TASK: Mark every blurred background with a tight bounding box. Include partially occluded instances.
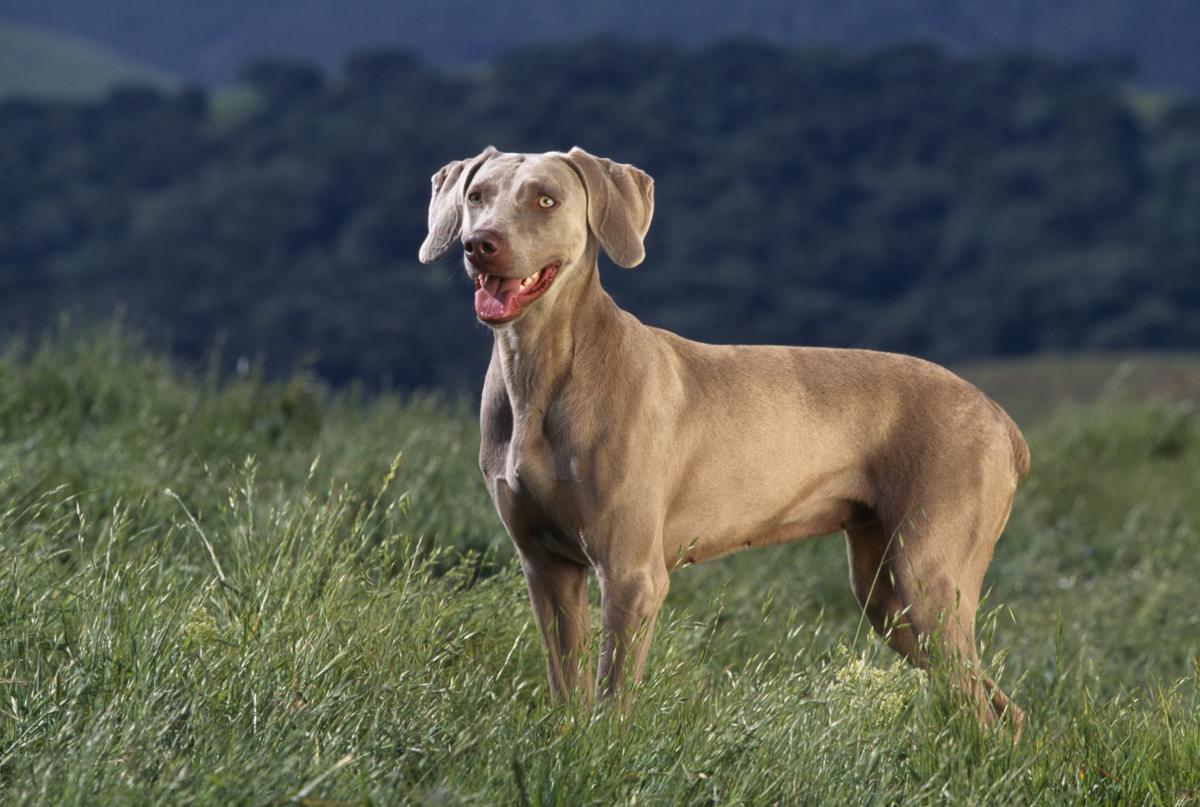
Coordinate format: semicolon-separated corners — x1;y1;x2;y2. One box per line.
2;0;1199;392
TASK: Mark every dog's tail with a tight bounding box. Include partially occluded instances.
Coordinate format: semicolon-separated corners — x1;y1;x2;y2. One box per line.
988;398;1031;480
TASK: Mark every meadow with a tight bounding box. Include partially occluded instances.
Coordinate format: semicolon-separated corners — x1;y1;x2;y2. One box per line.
1;328;1198;804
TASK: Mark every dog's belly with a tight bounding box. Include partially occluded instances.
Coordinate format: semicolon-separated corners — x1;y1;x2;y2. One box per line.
662;465;870;568
664;497;860;568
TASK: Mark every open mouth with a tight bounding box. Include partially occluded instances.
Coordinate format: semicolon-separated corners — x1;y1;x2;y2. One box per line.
473;262;560;324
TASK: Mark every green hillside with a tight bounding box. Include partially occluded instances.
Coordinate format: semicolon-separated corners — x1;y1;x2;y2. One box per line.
961;352;1200;424
0;17;174;100
0;328;1197;802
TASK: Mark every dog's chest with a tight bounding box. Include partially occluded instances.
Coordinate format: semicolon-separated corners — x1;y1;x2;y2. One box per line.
483;413;585;540
504;425;563;492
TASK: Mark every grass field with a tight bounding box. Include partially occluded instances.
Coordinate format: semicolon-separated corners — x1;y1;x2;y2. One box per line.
1;328;1198;804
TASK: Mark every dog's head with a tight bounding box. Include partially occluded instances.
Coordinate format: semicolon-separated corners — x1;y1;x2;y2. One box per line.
418;147;654;327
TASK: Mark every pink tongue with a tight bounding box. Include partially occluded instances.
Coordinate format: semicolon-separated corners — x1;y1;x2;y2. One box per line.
474;274;526;321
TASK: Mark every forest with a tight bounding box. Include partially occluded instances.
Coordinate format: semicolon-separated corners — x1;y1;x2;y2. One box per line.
3;41;1199;389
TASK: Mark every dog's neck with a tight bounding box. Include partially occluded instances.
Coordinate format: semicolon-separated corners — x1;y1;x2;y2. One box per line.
491;244;624;413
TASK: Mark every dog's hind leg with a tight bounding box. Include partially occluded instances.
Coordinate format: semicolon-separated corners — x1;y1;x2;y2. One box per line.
846;509;1024;737
845;515;909;648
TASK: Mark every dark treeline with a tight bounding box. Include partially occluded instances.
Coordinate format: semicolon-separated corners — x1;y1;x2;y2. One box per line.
3;41;1199;389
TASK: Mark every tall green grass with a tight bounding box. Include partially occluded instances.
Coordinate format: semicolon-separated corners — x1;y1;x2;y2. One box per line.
1;328;1197;804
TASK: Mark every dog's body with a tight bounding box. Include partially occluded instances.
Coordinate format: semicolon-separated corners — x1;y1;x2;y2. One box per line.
420;147;1027;732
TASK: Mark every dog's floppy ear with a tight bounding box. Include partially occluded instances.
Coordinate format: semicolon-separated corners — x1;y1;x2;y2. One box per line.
563;147;654;268
418;146;498;264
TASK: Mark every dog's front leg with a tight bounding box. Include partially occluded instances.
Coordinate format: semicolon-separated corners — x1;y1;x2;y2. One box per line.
517;548;591;704
595;563;670;699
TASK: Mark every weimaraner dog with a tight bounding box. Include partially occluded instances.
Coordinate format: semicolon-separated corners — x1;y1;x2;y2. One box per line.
419;146;1028;733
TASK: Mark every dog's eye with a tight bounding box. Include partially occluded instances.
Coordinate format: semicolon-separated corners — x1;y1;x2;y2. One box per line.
467;191;482;205
537;195;556;209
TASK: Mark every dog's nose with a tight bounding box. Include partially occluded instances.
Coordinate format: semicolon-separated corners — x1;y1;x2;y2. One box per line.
463;229;506;265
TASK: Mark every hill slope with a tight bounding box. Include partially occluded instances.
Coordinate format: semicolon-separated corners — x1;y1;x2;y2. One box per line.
2;0;1200;92
0;17;174;99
